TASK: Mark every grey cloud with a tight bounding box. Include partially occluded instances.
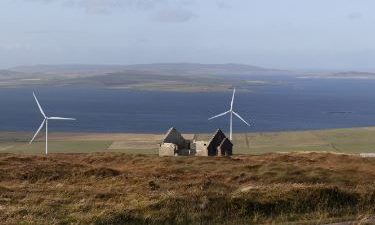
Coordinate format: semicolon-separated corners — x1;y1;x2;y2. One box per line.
26;0;186;13
153;8;195;23
0;43;32;51
62;0;123;14
216;1;231;9
26;0;55;3
26;29;88;35
347;12;363;20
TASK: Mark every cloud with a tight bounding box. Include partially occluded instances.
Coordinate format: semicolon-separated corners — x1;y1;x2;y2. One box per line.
24;0;199;21
63;0;124;14
153;8;195;23
25;0;185;14
26;28;88;35
216;1;231;9
0;43;32;51
347;12;363;20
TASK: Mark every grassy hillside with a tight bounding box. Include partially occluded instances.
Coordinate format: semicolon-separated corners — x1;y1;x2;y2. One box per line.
2;128;375;224
1;127;375;155
1;152;375;224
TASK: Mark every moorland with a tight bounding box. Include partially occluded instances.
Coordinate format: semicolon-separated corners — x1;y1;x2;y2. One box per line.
1;152;375;224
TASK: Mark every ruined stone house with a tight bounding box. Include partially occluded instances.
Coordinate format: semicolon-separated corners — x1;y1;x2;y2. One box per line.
159;127;233;157
159;127;191;156
194;129;233;156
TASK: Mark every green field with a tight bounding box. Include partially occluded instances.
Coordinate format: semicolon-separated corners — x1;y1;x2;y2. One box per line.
2;126;375;155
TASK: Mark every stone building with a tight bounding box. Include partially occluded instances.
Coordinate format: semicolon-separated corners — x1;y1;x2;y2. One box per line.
159;127;191;156
194;129;233;156
159;127;233;157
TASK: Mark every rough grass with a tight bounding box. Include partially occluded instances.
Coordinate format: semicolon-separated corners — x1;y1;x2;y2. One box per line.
3;127;375;155
0;141;112;154
1;152;375;224
197;127;375;154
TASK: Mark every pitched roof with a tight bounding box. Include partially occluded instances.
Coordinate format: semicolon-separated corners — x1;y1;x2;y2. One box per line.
219;137;233;147
190;129;230;143
207;129;227;145
162;127;178;142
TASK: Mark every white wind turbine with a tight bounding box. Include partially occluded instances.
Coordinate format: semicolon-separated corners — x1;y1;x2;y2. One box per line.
208;88;251;140
30;92;76;155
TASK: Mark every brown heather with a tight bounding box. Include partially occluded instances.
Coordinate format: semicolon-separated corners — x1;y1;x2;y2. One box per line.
0;152;375;224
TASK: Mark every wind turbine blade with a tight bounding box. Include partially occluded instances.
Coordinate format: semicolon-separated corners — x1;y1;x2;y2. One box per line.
233;111;251;126
33;92;46;118
30;119;46;144
48;117;76;120
230;88;236;110
208;111;230;120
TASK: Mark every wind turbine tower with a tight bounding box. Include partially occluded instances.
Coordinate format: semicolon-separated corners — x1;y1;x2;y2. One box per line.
208;88;251;140
30;92;76;155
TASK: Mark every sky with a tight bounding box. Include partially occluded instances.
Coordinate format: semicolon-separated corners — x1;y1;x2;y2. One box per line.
0;0;374;71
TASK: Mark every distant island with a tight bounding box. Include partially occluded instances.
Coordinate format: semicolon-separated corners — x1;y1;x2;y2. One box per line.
1;63;375;92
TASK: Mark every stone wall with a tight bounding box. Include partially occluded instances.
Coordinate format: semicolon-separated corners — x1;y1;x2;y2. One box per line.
178;148;196;156
159;143;177;157
159;128;232;157
194;141;209;156
162;127;190;149
218;138;233;156
207;129;227;156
